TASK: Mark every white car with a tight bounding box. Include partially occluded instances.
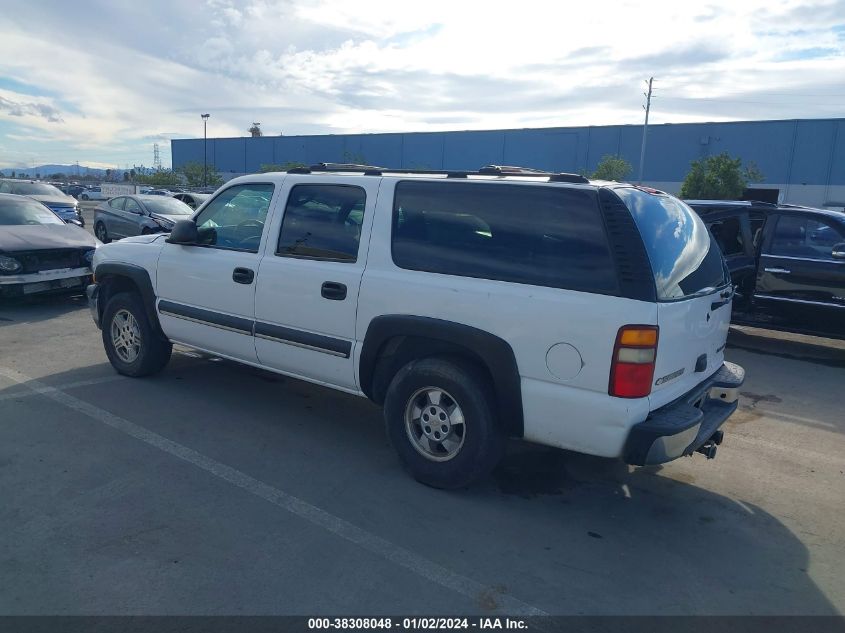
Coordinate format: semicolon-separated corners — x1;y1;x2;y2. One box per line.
79;186;109;201
86;164;744;489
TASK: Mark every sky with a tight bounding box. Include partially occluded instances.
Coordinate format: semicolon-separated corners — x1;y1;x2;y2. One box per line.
0;0;844;170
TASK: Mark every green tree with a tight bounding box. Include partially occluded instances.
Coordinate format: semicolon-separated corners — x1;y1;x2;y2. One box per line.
178;161;223;186
259;161;307;173
136;170;180;186
679;152;765;200
342;150;367;165
591;155;632;181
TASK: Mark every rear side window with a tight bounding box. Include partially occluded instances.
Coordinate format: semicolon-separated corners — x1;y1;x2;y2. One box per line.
391;181;618;294
616;188;729;300
277;185;366;262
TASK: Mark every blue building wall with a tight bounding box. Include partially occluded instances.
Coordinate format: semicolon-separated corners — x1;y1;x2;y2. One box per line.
171;118;845;195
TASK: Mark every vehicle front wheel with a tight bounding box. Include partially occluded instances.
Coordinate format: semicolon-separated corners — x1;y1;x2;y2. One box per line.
102;291;172;377
384;357;505;489
94;222;110;243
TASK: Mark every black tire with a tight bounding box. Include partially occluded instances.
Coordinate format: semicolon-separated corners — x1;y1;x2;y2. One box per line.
95;222;110;243
81;194;89;201
384;356;505;489
102;291;172;377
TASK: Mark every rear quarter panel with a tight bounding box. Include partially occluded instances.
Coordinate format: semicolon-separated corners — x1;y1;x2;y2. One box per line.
357;179;656;457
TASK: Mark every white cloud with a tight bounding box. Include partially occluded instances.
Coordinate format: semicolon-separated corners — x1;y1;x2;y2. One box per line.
0;0;843;167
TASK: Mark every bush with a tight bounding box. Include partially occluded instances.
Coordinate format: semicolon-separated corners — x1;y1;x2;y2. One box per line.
591;155;632;181
679;153;765;200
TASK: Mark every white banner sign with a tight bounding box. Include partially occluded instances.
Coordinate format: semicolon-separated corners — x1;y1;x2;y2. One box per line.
100;184;136;197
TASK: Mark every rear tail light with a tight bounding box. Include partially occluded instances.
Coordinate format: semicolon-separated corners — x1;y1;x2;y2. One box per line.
609;325;659;398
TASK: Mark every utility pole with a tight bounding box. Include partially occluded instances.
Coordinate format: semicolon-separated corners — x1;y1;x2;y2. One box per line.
638;77;654;185
201;113;210;187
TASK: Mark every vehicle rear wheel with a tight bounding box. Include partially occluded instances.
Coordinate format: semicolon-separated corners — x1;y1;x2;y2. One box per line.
81;194;89;201
102;291;172;377
384;356;505;489
95;222;110;243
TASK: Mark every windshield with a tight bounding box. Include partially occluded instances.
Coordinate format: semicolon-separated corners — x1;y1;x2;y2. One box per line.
7;182;65;196
0;197;65;225
143;197;193;215
615;187;729;300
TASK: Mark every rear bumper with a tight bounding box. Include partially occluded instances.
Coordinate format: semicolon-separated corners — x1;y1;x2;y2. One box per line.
624;361;745;466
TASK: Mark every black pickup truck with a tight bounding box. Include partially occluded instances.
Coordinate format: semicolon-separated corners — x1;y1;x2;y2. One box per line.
687;200;845;339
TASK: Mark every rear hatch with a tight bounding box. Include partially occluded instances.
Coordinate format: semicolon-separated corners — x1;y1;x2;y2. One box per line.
615;187;732;409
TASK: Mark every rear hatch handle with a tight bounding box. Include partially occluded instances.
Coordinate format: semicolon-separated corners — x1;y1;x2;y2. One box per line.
711;286;734;311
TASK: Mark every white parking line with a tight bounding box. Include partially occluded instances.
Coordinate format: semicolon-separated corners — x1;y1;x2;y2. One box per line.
0;365;547;617
0;374;127;402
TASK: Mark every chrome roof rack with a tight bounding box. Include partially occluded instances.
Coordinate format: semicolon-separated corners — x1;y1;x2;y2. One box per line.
287;163;591;184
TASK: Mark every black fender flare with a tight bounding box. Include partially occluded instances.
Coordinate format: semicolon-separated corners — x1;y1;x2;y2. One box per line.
94;262;165;340
359;315;524;436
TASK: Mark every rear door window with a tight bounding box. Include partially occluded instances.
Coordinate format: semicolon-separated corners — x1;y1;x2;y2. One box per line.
276;185;366;262
708;216;744;256
391;181;618;294
616;187;729;300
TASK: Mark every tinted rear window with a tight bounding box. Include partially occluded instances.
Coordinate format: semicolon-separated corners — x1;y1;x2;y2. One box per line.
616;187;728;300
391;181;618;294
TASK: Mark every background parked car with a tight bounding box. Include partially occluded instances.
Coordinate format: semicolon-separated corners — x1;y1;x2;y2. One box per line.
79;186;109;201
688;199;845;338
0;179;84;227
0;193;98;298
93;194;193;242
64;184;89;199
146;189;175;196
172;192;209;209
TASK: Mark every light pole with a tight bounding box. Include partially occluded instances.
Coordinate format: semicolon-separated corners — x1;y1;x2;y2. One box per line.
201;113;210;187
638;77;654;185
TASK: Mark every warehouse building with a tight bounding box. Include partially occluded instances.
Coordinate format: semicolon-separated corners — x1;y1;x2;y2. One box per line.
171;117;845;208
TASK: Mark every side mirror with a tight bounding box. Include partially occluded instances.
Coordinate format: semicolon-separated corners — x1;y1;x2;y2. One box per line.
832;243;845;260
167;220;198;244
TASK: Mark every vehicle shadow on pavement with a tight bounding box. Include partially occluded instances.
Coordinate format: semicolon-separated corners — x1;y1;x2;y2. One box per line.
728;326;845;368
0;292;88;328
0;354;838;616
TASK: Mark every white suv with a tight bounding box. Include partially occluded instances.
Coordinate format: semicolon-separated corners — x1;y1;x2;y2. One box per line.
87;164;744;489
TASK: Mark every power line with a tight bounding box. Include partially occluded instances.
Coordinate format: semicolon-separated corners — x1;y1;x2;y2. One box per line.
657;96;845;105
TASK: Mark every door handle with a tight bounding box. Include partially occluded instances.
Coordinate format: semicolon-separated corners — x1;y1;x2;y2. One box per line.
764;267;791;274
232;267;255;284
321;281;347;300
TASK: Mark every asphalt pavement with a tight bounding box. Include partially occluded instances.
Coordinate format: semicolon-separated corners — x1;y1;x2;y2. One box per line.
0;261;843;615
